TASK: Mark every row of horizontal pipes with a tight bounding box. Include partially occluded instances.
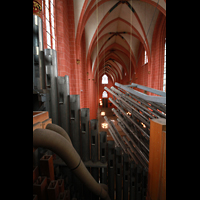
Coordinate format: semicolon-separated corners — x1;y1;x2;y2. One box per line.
103;85;166;171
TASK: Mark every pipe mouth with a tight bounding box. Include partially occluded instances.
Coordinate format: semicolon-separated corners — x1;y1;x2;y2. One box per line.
35;176;45;185
42;155;50;160
49;181;57;188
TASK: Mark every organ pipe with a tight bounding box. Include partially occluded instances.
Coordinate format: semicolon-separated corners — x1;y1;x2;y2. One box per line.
33;128;111;200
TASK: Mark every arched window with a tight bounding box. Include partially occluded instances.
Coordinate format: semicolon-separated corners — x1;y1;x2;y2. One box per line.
102;74;108;84
43;0;56;49
144;50;148;64
163;39;166;92
102;91;108;98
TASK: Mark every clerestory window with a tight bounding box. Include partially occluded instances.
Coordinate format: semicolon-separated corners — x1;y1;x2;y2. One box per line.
43;0;56;49
144;50;148;64
163;39;166;92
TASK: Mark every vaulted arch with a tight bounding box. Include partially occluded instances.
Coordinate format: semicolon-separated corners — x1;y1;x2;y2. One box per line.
93;43;136;79
72;0;165;90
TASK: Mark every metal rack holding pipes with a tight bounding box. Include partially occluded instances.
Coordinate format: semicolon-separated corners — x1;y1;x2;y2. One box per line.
105;83;165;159
102;82;166;200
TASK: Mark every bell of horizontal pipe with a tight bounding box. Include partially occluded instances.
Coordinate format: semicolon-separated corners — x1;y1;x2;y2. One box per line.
33;128;110;200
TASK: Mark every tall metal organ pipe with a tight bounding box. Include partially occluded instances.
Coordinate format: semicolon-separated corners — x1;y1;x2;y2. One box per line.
33;128;111;200
33;14;45;91
44;49;59;124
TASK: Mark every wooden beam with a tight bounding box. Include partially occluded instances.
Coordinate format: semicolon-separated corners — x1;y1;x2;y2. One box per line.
147;118;166;200
33;111;52;152
33;111;49;124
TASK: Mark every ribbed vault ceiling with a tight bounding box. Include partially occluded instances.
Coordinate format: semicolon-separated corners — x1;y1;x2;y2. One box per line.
73;0;166;82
